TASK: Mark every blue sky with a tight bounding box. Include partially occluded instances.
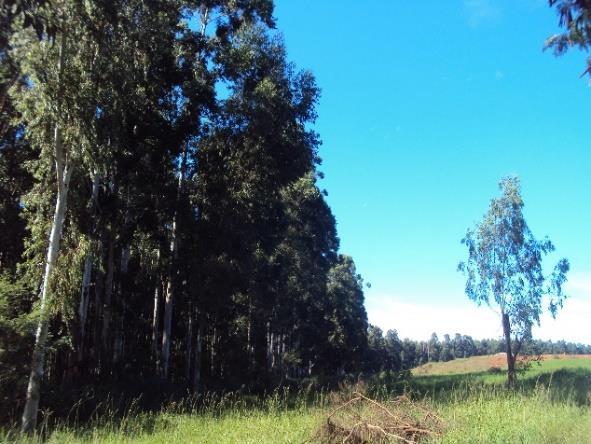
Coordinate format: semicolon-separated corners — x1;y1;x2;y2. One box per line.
273;0;591;342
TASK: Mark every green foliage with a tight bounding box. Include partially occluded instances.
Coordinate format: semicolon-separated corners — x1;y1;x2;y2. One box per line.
546;1;591;77
0;274;36;422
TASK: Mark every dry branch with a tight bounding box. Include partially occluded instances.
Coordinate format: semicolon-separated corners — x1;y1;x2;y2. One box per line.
312;391;444;444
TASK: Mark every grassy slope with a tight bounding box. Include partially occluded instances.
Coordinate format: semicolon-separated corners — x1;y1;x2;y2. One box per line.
413;353;591;376
4;357;591;443
412;354;508;376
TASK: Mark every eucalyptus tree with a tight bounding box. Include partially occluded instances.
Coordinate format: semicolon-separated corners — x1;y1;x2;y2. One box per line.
440;334;453;362
384;329;403;371
325;254;368;373
366;325;387;372
154;0;277;382
9;0;110;430
10;0;203;428
270;173;341;377
458;177;569;386
427;332;441;362
194;24;324;382
546;1;591;77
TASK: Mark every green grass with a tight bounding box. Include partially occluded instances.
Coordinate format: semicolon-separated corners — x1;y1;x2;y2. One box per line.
438;388;591;443
4;357;591;443
37;409;324;444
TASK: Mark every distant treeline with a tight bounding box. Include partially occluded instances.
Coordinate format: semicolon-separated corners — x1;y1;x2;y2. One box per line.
364;326;591;372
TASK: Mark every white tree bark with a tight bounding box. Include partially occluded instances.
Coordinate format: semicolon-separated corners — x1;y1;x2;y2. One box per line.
151;250;161;371
21;127;73;433
161;226;177;379
21;33;71;434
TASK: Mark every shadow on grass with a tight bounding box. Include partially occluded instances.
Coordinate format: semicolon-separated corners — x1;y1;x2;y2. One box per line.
4;377;332;441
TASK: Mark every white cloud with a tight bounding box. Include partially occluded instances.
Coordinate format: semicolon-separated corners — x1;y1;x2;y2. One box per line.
366;296;501;340
464;0;501;28
534;296;591;343
366;273;591;343
566;271;591;295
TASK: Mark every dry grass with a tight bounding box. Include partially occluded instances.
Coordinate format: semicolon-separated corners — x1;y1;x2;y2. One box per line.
412;354;506;376
412;354;591;376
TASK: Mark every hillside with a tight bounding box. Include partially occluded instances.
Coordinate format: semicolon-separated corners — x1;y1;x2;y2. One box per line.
413;353;591;376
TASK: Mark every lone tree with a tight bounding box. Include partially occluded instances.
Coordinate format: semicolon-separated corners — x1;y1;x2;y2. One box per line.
458;177;569;386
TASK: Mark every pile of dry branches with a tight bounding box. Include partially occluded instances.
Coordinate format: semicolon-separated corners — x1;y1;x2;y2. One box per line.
313;392;444;444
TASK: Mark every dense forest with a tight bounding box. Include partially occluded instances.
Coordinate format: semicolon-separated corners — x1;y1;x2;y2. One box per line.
1;0;590;435
0;0;370;429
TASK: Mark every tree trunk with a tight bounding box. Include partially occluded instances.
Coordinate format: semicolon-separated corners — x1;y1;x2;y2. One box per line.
92;238;105;364
502;311;516;387
161;147;187;379
78;248;93;362
77;173;99;363
101;237;115;358
21;129;73;434
210;326;217;376
185;306;193;381
161;275;174;379
151;260;162;372
113;243;129;365
192;315;203;394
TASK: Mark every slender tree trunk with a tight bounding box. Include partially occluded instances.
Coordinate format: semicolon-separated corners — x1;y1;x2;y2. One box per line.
161;275;174;378
192;314;203;394
77;173;99;363
101;237;115;357
92;238;104;364
78;251;93;361
161;147;187;379
151;252;162;372
210;326;217;376
185;305;193;380
502;311;516;387
112;243;129;365
113;193;131;365
21;135;73;433
21;34;71;433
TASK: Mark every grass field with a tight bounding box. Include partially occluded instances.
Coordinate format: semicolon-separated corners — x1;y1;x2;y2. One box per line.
4;356;591;443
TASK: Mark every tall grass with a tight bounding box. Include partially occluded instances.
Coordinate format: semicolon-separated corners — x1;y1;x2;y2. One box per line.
438;386;591;443
3;358;591;443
